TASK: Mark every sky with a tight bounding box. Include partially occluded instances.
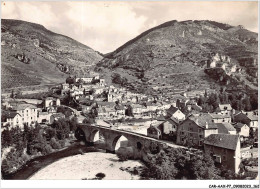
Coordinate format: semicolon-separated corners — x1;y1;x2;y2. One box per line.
1;1;258;54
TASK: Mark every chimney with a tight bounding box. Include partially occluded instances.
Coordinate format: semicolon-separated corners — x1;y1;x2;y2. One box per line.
205;122;208;129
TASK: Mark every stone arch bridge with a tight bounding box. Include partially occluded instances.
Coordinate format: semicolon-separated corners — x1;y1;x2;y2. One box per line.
76;124;182;160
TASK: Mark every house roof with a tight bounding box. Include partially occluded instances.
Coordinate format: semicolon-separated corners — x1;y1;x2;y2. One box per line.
246;112;258;121
210;113;231;119
51;113;65;118
204;134;239;150
167;106;179;115
96;101;115;107
12;103;37;111
188;113;218;129
233;122;248;129
216;123;236;134
166;117;179;125
219;104;232;111
6;112;21;119
131;104;145;109
115;104;125;110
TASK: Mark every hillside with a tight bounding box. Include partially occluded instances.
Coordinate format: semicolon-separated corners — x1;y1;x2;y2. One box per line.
1;19;103;90
96;20;258;95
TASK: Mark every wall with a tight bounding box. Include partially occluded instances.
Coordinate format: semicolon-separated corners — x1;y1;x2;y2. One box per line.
204;144;238;173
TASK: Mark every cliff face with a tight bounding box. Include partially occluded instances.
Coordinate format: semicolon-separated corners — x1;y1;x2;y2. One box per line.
1;19;103;89
96;20;257;94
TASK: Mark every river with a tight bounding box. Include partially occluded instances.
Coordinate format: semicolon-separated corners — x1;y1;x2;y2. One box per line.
2;142;100;180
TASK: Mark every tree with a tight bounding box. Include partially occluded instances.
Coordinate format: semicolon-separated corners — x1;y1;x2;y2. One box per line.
243;97;252;111
83;117;95;125
66;76;75;85
1;128;13;148
125;105;133;117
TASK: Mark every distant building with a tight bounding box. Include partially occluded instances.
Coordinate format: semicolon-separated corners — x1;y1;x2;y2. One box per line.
12;103;38;125
234;112;258;131
218;104;232;116
50;113;65;124
216;123;236;135
204;134;240;174
147;121;165;139
166;106;186;121
38;112;52;124
233;123;250;140
210;113;231;123
4;112;22;128
44;97;60;109
176;113;218;148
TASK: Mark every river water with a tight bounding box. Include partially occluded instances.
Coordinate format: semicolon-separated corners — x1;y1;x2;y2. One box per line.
2;142;100;180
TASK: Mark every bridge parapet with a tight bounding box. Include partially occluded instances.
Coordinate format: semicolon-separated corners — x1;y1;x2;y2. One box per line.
77;124;179;160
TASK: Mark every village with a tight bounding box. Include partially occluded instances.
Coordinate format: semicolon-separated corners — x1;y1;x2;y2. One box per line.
1;71;258;178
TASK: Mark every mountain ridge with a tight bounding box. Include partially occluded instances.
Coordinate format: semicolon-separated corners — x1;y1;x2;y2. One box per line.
1;19;103;90
96;20;258;95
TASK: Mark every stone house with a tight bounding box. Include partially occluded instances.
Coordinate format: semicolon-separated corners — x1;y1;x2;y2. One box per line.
131;104;145;118
12;103;38;126
233;123;250;139
4;112;22;128
115;104;125;118
218;104;233;116
147;121;165;139
234;112;258;131
210;113;232;123
50;113;65;124
176;113;218;148
145;102;158;112
166;106;186;121
44;97;60;109
216;123;236;135
204;134;241;174
38;112;52;124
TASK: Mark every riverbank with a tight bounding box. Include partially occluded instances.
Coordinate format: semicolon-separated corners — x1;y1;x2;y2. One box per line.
29;152;145;180
2;142;100;180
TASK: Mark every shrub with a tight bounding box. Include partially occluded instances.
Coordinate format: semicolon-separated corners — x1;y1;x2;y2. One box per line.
42;144;53;155
59;140;66;148
95;172;106;180
117;153;129;162
50;137;62;149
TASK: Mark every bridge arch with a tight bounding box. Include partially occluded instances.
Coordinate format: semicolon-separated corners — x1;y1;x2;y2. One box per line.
90;129;100;142
112;135;129;152
75;127;86;141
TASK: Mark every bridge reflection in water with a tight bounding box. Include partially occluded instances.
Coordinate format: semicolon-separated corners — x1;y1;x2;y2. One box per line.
75;124;181;161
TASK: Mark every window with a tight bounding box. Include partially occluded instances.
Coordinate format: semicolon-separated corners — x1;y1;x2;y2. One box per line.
222;155;226;161
198;128;202;133
199;141;203;146
189;127;193;132
213;155;222;163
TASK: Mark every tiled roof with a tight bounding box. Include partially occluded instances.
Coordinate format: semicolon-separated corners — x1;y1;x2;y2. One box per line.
246;113;258;121
188;113;217;129
233;122;248;129
6;112;20;119
219;104;232;111
12;103;37;111
204;134;239;150
51;113;65;118
167;106;179;115
210;113;231;119
216;123;236;134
